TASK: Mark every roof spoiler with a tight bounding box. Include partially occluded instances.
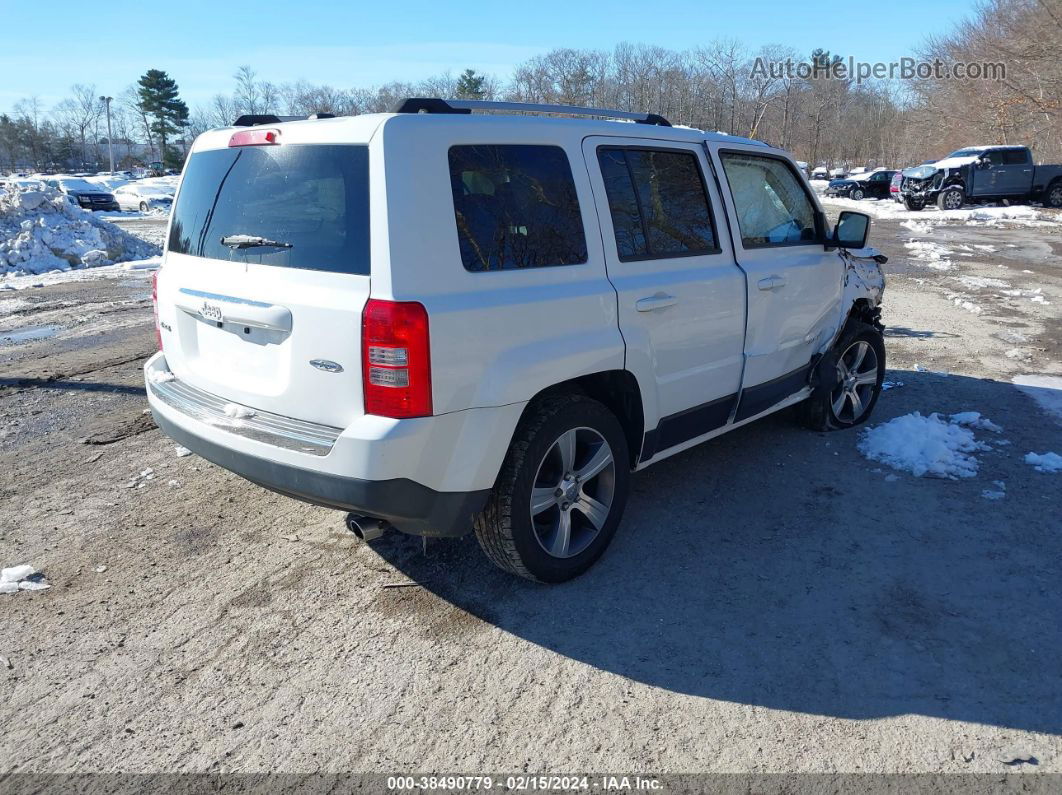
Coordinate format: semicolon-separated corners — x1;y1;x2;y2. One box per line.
232;113;336;127
393;97;671;127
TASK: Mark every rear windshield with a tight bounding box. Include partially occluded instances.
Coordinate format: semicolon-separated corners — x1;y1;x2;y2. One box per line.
168;144;370;275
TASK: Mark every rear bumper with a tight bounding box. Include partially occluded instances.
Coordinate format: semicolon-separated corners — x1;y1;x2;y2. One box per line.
151;409;487;536
145;352;521;537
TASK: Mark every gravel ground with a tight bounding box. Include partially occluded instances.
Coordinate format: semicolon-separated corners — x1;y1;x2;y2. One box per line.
1;211;1060;777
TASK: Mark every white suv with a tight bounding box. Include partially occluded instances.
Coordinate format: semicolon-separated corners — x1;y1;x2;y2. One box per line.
146;98;886;582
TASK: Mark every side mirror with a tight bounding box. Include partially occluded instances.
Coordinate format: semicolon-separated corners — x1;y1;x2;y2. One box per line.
978;158;991;170
832;211;870;249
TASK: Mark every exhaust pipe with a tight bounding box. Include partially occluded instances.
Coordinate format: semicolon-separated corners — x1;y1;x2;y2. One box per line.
345;513;391;541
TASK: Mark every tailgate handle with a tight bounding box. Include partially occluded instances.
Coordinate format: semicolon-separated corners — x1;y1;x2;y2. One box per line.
176;288;292;333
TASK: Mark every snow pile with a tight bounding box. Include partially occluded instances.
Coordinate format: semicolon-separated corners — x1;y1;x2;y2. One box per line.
1024;452;1062;473
0;184;160;277
857;412;996;478
0;564;50;594
821;194;1060;226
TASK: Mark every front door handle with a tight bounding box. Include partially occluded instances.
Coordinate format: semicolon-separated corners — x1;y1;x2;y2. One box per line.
635;293;678;312
757;276;787;290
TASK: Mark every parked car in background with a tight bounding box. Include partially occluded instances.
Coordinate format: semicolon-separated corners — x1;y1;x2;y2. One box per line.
898;145;1062;211
890;171;903;201
114;183;175;212
41;177;119;211
824;169;898;200
811;166;829;180
146;98;887;583
829;167;847;179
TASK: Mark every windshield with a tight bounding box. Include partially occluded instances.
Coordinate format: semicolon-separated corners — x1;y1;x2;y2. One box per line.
946;148;985;158
167;144;370;275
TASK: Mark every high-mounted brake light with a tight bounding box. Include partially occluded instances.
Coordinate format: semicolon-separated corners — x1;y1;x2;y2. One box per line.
151;271;163;351
361;299;432;418
228;128;279;147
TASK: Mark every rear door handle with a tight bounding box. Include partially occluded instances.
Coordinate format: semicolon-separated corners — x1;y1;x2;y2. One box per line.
757;276;787;290
635;293;678;312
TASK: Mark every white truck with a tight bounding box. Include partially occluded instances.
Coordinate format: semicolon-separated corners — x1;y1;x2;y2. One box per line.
146;98;886;582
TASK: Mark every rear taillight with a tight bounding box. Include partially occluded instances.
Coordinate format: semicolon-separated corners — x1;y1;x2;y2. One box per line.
361;299;432;418
151;271;163;350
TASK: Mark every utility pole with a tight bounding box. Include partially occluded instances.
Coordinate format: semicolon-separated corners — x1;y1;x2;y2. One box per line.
99;95;114;174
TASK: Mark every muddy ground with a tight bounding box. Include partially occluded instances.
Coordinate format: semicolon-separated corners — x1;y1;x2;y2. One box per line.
1;209;1061;776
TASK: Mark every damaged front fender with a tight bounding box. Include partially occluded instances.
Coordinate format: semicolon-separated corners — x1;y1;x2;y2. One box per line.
817;247;886;357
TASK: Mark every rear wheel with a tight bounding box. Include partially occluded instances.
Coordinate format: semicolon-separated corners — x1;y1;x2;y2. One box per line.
475;395;630;582
799;321;885;431
937;186;964;211
1045;180;1062;209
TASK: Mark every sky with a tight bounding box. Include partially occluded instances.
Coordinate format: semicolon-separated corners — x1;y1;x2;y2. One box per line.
1;0;979;111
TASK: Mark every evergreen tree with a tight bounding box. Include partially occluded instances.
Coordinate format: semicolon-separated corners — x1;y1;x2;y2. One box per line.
455;69;486;99
137;69;189;168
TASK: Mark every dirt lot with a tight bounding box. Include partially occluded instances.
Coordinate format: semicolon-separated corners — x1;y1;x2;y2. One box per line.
1;210;1061;776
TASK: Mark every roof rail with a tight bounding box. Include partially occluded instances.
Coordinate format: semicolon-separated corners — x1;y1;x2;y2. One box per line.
232;113;335;127
392;97;671;127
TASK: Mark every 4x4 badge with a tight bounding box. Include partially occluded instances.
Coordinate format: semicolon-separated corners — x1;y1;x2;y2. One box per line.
309;359;343;373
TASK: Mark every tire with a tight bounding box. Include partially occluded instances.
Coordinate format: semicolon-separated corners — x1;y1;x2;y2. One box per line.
1045;180;1062;209
937;186;964;211
798;321;886;432
850;187;865;200
139;201;149;212
474;394;630;583
902;195;924;211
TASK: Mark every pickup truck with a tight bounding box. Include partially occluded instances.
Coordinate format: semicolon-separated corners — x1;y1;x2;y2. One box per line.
898;145;1062;211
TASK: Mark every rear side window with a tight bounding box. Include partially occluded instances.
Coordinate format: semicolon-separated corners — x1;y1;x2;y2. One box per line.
448;145;587;272
720;152;818;248
1002;149;1030;165
168;144;370;275
597;147;717;260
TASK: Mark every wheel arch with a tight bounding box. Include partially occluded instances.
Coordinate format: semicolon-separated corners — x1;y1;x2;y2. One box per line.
514;370;645;469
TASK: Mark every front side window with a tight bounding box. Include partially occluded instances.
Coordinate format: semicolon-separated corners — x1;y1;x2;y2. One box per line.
448;145;587;272
720;153;818;248
596;147;717;260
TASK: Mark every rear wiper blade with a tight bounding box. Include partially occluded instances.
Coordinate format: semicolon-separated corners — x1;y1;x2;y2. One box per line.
220;234;293;249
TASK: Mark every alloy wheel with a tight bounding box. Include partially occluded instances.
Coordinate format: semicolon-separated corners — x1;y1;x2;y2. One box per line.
943;190;963;210
1049;185;1062;208
529;427;616;559
831;341;880;423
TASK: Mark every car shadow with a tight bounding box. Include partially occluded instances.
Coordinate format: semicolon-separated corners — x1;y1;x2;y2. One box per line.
372;369;1062;734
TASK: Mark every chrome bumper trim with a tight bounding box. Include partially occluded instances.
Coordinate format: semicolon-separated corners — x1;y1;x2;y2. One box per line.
148;375;342;456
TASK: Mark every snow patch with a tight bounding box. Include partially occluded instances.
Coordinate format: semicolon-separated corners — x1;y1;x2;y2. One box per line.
857;412;996;479
1013;375;1062;425
905;240;953;270
223;403;256;419
1024;452;1062;473
1;564;50;594
958;275;1008;289
981;481;1006;500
